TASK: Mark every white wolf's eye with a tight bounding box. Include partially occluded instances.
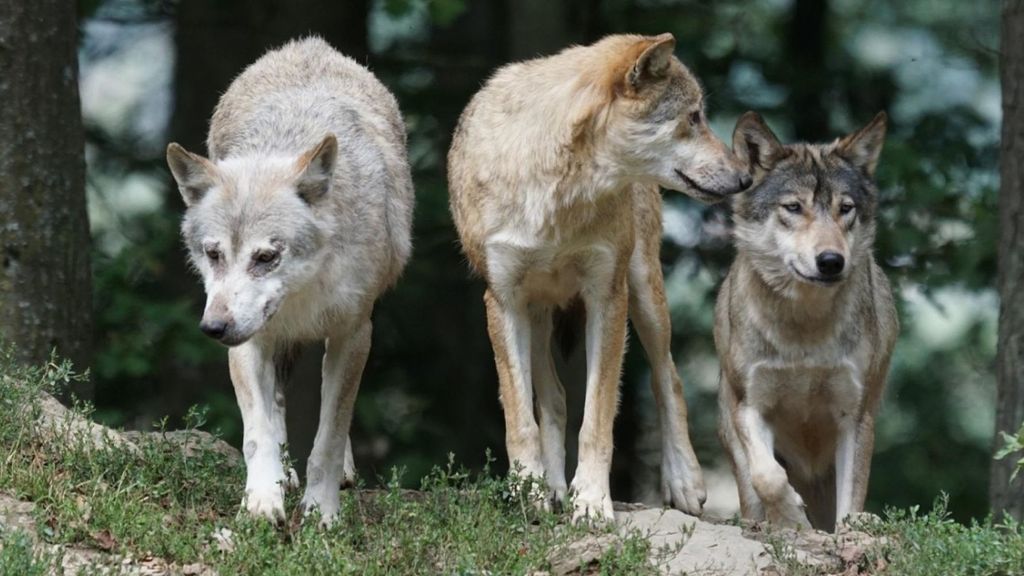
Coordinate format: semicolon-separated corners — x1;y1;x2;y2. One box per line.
205;247;221;262
253;249;279;265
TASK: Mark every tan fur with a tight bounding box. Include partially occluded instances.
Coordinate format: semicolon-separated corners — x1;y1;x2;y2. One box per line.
449;34;750;520
716;112;898;531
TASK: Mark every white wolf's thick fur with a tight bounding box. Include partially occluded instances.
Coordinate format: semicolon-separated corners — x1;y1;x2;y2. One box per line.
167;37;413;524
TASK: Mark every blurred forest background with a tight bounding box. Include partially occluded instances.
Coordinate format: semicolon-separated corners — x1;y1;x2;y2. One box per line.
6;0;1006;522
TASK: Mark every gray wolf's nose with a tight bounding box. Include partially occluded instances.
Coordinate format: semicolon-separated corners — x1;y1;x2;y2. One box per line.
200;319;228;340
738;174;752;191
816;251;845;277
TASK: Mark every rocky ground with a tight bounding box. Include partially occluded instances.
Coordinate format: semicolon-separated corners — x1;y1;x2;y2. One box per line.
0;396;883;575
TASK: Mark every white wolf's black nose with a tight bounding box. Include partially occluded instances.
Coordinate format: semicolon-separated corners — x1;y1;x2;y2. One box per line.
200;319;228;340
816;251;845;277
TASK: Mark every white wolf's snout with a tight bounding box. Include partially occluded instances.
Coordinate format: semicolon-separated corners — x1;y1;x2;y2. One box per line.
200;283;284;347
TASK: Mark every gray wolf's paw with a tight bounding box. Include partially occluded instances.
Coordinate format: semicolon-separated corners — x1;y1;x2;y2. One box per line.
243;484;286;524
765;487;811;529
661;453;707;516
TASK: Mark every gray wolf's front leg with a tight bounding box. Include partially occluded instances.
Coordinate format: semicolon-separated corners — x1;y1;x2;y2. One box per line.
302;317;372;525
229;342;292;523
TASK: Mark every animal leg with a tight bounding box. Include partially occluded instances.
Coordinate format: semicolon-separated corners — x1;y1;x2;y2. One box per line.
530;306;568;504
301;316;372;525
735;405;810;528
628;240;705;515
571;273;628;522
484;289;546;495
229;342;291;523
718;382;764;521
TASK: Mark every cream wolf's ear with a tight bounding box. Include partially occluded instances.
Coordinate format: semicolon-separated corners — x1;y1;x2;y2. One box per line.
166;143;219;208
295;133;338;204
627;33;675;90
835;111;887;178
732;111;787;174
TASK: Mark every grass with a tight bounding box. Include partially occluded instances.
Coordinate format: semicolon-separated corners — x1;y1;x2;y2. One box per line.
0;347;656;575
3;347;1024;575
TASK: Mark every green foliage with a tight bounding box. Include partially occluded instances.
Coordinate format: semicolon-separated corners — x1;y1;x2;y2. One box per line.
0;348;657;574
864;496;1024;575
995;422;1024;482
0;530;60;576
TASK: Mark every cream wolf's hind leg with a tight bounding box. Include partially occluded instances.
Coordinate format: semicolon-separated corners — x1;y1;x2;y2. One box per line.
530;306;568;504
301;316;372;526
229;342;293;523
628;223;706;515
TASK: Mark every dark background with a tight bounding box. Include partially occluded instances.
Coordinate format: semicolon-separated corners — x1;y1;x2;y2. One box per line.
76;0;999;521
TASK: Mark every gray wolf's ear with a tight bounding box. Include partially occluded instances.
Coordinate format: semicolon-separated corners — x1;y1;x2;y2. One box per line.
835;111;887;177
166;143;218;208
627;33;675;90
295;134;337;204
732;111;786;174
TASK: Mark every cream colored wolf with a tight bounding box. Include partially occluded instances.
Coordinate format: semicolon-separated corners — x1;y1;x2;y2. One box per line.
716;112;898;530
448;33;750;520
166;37;413;524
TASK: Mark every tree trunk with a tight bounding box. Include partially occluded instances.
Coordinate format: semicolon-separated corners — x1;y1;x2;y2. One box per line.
992;0;1024;522
785;0;829;139
0;0;93;397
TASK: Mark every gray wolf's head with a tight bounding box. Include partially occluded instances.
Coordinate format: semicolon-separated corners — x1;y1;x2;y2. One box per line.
166;135;337;346
585;33;750;202
729;111;887;291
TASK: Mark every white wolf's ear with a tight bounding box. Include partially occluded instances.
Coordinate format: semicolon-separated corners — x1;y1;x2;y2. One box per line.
295;134;337;204
835;111;887;177
166;143;218;208
627;33;675;91
732;111;787;174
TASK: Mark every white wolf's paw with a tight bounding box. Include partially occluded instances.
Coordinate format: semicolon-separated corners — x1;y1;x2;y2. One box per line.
301;488;341;528
570;480;614;524
661;453;707;516
243;484;286;524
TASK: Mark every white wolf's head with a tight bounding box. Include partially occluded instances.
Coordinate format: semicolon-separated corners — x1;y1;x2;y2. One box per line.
167;135;337;346
729;112;887;293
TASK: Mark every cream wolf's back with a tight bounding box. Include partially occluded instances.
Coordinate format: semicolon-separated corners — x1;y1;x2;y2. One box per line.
210;37;412;284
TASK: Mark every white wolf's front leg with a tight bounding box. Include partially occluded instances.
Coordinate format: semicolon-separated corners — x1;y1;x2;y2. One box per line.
229;342;291;523
302;317;372;526
571;266;628;522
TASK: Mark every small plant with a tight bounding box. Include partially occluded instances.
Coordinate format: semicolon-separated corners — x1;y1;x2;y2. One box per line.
995;422;1024;481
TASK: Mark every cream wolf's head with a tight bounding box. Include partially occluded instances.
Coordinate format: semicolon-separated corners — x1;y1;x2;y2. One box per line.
729;111;887;291
166;135;337;346
582;33;750;202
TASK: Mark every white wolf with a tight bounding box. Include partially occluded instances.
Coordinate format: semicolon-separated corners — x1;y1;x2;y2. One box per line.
166;37;413;524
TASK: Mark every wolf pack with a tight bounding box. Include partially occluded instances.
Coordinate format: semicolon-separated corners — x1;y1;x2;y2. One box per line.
166;34;897;535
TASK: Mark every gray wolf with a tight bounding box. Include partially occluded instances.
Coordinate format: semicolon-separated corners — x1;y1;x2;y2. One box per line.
448;33;750;520
165;37;413;525
715;111;898;530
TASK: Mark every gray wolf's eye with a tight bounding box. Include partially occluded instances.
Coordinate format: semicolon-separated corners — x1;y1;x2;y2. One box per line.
839;202;855;215
782;202;802;214
689;110;701;126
